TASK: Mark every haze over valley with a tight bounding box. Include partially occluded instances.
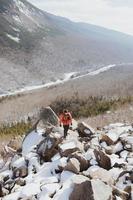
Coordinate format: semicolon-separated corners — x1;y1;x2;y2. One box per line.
0;0;133;95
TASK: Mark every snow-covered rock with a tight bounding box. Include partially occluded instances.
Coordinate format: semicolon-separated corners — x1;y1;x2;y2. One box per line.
69;152;90;171
0;109;132;200
77;122;95;138
37;136;62;162
39;106;59;126
89;168;114;185
64;158;80;174
59;140;82;157
103;123;132;144
70;179;112;200
94;149;111;170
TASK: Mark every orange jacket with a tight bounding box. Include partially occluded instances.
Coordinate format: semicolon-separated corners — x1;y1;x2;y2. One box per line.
59;112;72;126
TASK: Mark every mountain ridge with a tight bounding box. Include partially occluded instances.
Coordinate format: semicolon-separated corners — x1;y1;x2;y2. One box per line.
0;0;133;93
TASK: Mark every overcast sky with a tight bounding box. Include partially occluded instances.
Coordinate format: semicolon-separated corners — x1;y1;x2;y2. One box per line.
28;0;133;36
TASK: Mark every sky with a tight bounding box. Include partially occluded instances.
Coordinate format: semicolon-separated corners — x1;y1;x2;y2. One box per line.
28;0;133;36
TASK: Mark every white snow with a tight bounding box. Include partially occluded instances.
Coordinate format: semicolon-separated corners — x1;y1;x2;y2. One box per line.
0;120;132;200
1;63;132;99
22;130;44;155
115;197;122;200
12;27;20;32
39;183;60;200
3;191;20;200
84;129;91;134
109;154;127;167
120;151;128;160
60;171;75;183
64;72;76;81
105;125;132;143
0;64;119;98
12;15;21;23
0;159;5;169
113;142;123;153
125;136;133;144
59;141;77;151
6;34;20;43
51;153;61;161
13;0;26;13
109;168;123;181
13;0;42;28
91;180;112;200
11;157;25;168
127;157;133;165
20;182;40;197
89;64;116;76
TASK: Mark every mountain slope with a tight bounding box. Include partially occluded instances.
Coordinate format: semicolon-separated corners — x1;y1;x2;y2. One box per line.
0;0;133;93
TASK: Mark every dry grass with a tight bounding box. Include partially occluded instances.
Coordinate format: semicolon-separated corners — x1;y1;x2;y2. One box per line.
50;95;133;118
82;103;133;129
0;121;32;137
0;64;133;124
0;121;32;152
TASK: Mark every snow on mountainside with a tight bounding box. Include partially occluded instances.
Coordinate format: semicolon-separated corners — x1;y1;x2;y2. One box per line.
0;108;132;200
0;0;133;93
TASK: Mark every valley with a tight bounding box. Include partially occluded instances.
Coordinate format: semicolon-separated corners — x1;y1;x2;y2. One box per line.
0;63;133;124
1;0;133;93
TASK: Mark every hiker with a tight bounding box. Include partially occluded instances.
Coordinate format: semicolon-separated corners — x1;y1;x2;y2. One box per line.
59;109;72;138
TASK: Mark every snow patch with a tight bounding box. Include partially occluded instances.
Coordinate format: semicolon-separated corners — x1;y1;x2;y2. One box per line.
6;34;20;43
22;130;44;155
60;141;77;151
12;15;21;23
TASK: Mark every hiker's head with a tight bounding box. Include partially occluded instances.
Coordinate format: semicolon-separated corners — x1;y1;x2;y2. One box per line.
63;109;68;114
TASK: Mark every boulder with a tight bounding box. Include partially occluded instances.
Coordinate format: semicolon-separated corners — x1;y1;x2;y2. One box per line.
129;171;133;182
7;136;22;151
103;124;132;145
94;149;111;170
11;157;26;169
57;157;68;172
0;182;3;197
77;122;95;137
104;141;123;155
13;166;28;178
22;130;44;156
69;179;112;200
91;180;112;200
15;178;26;186
37;136;62;162
101;134;116;145
89;168;114;185
115;170;132;192
112;186;130;200
69;181;94;200
124;185;132;196
69;153;90;172
17;196;36;200
0;183;9;197
104;146;114;155
36;120;53;135
59;141;81;157
64;158;80;174
4;179;15;193
40;106;59;126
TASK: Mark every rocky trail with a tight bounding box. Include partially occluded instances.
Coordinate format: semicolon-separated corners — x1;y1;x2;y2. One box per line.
0;107;132;200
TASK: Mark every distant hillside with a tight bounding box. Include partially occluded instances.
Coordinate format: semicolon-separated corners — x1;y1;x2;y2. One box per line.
0;0;133;93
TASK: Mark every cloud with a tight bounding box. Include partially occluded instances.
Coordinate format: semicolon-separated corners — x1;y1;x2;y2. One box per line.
28;0;133;36
105;0;133;7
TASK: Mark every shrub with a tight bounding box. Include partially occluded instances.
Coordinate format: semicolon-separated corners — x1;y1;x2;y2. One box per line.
50;95;133;118
0;121;32;137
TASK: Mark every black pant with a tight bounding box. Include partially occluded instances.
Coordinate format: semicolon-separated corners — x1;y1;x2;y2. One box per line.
63;125;69;138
